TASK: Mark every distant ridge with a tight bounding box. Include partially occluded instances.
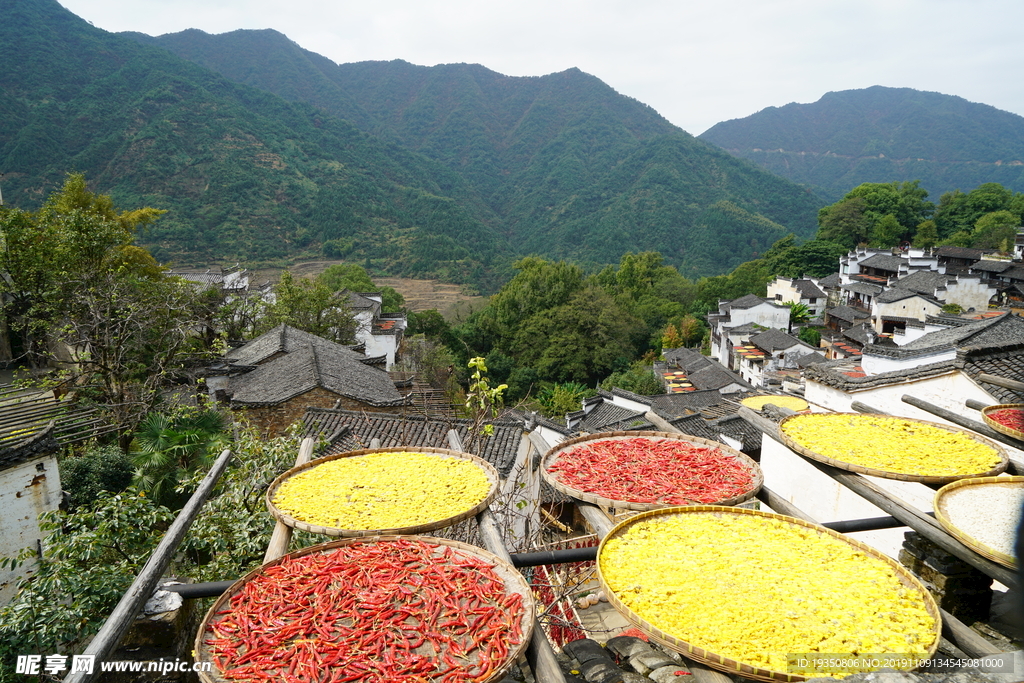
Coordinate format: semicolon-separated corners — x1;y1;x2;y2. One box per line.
128;27;824;277
0;0;824;287
700;86;1024;202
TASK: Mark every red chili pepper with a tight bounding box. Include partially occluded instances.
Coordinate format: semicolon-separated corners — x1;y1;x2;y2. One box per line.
548;437;755;504
205;539;526;682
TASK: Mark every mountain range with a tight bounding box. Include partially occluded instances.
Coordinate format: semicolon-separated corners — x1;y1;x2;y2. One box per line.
0;0;822;289
700;86;1024;202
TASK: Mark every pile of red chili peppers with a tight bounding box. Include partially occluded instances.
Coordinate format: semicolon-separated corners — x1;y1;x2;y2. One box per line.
547;437;755;505
988;407;1024;433
204;539;526;682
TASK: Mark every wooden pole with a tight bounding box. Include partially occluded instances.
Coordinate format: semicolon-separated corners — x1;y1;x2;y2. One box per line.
737;407;1019;589
263;437;316;563
900;395;1024;473
447;429;566;683
65;448;234;683
977;373;1024;393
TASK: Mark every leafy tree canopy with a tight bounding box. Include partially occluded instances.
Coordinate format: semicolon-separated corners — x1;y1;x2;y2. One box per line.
317;263;406;312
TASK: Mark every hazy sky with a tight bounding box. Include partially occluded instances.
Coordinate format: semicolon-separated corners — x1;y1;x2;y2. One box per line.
58;0;1024;135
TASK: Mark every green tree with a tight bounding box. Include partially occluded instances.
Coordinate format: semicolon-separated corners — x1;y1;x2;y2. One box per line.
260;271;356;343
0;490;174;666
131;408;230;509
870;214;904;248
818;181;932;247
969;210;1019;250
58;445;135;510
761;236;848;278
601;360;663;396
317;263;405;312
798;326;822;347
510;286;640;384
816;197;873;249
934;183;1022;239
534;382;593;419
912;220;939;249
0;174;203;448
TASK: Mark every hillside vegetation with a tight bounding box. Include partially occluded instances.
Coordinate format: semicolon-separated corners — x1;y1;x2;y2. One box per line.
700;86;1024;202
119;21;823;280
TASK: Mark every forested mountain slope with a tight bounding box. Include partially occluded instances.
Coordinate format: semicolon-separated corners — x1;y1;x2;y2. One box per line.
700;86;1024;203
0;0;510;287
129;27;823;278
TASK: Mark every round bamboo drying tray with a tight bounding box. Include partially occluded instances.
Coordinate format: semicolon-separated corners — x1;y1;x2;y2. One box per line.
934;476;1024;569
541;431;763;511
195;536;535;683
596;506;941;683
265;447;499;537
981;403;1024;441
777;413;1008;484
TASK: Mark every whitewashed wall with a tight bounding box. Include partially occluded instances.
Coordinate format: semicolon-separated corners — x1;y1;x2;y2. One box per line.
759;436;935;560
0;454;62;605
860;348;955;374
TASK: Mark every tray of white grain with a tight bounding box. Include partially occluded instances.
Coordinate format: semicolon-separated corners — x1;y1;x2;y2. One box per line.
934;476;1024;569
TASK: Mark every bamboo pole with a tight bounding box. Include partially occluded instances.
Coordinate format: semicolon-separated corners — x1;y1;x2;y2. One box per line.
263;437;316;563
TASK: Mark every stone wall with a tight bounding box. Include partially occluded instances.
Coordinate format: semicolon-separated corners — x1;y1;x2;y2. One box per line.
234;388;400;438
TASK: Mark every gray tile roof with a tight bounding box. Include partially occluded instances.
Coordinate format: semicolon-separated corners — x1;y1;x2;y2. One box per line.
818;272;842;288
827;306;868;324
725;293;772;310
796;352;828;368
225;324;366;367
961;344;1024;404
804;358;959;391
1002;265;1024;281
577;402;646;433
899;312;1024;353
793;278;826;299
650;389;728;418
842;282;884;296
301;408;524;476
857;253;904;272
875;287;924;304
609;387;656;404
892;270;951;296
749;329;803;353
970;260;1015;273
724;322;768;335
937;246;984;261
228;331;407;407
844;323;875;345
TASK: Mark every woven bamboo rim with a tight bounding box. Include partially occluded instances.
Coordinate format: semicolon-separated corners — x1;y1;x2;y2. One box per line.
933;476;1024;569
596;506;941;683
265;446;500;537
777;413;1009;484
195;536;535;683
540;431;763;511
980;403;1024;441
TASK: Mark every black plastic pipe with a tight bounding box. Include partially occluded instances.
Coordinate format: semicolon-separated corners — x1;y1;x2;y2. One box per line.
164;510;928;601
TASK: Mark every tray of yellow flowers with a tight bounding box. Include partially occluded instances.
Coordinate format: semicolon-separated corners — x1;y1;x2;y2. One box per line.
777;413;1008;484
597;506;941;682
265;447;500;537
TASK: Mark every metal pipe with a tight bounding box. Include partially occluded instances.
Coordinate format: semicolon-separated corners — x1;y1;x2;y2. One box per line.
822;515;908;534
65;448;234;683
